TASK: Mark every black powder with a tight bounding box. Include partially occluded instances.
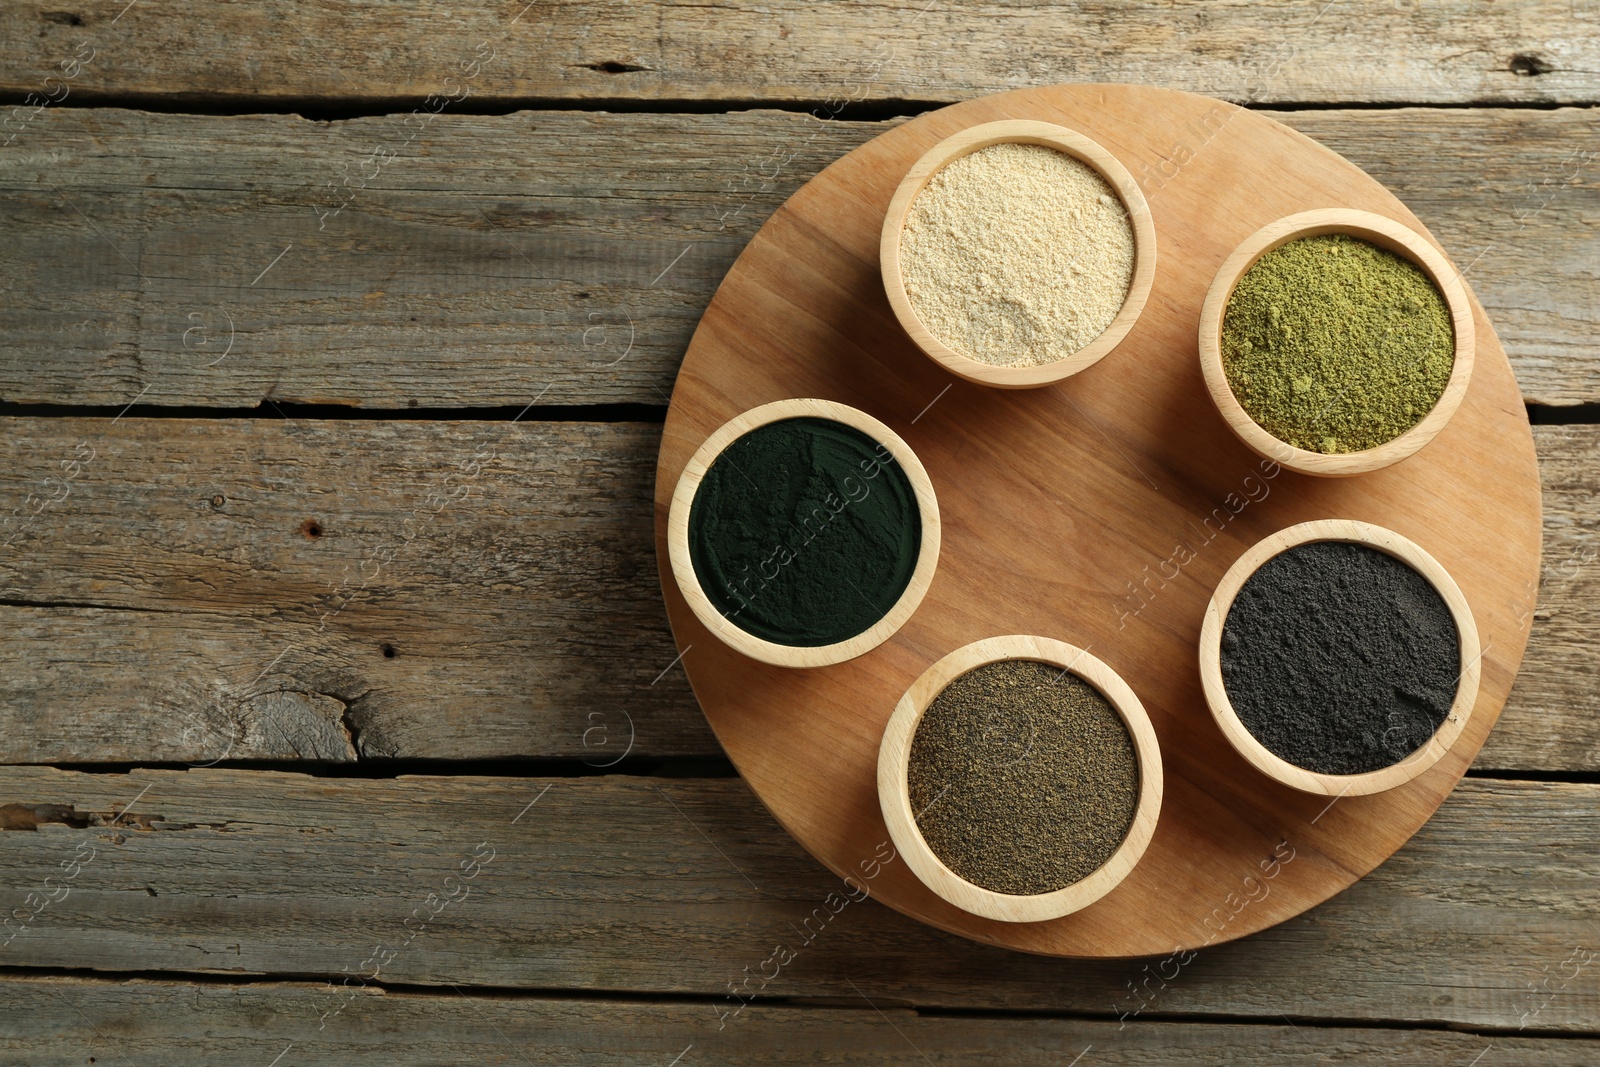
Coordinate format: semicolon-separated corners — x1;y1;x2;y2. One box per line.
1220;540;1461;776
907;659;1139;896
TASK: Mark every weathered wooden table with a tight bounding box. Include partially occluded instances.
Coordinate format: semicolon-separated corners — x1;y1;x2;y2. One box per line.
1;3;1596;1062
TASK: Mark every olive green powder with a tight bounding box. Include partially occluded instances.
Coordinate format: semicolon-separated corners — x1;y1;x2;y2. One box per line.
1220;233;1454;454
907;659;1139;896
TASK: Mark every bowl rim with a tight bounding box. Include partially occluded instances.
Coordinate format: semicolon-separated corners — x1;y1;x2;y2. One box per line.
880;118;1158;390
876;634;1164;922
1197;518;1482;796
666;397;941;668
1196;207;1477;477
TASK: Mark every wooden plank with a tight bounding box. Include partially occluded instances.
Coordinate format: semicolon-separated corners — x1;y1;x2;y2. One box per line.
1485;423;1600;771
1;976;1594;1064
0;417;1593;768
0;106;1597;408
0;109;788;412
0;417;711;763
1;1;1597;107
0;769;1596;1032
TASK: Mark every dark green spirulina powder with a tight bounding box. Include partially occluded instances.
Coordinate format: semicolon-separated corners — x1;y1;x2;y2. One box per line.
908;660;1139;895
687;417;921;647
1221;233;1455;454
1221;541;1461;776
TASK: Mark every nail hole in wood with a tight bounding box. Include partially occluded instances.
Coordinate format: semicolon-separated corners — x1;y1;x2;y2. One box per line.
300;519;323;539
382;643;397;659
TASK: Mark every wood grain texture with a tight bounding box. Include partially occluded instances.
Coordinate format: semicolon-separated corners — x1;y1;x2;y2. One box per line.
0;107;1597;407
0;769;1595;1032
0;416;1593;769
0;417;708;763
655;83;1541;957
3;976;1597;1065
0;1;1590;1049
0;1;1595;106
1488;423;1600;771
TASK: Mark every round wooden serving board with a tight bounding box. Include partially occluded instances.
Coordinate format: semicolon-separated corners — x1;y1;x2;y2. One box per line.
652;84;1541;958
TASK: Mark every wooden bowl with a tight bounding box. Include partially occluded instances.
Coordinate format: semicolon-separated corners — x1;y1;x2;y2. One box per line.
1197;208;1476;477
879;119;1157;389
877;635;1164;922
1198;519;1482;796
666;397;940;669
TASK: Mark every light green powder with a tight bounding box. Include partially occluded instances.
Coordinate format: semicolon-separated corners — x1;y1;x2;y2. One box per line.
1220;233;1454;454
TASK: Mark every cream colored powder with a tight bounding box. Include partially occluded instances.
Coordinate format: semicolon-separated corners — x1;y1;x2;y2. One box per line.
899;142;1135;367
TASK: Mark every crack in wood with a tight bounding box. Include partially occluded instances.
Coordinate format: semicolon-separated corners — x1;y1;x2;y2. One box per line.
0;598;179;614
577;61;653;74
0;801;234;832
